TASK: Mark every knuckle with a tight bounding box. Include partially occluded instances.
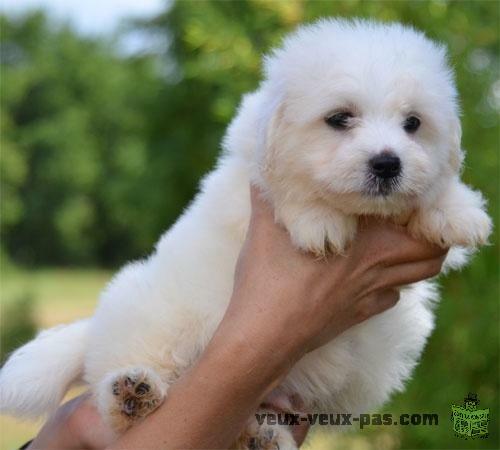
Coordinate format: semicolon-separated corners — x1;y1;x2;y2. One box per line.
388;290;400;305
429;259;443;276
356;302;373;322
375;289;400;313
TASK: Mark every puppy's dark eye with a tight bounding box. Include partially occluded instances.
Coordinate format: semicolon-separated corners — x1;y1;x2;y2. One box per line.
325;112;353;130
403;116;421;133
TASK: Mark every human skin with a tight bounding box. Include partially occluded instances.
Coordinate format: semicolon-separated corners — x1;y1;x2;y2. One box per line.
27;186;446;449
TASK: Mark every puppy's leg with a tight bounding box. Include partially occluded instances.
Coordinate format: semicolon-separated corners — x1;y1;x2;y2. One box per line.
235;409;298;450
409;180;492;248
278;203;357;255
96;366;169;433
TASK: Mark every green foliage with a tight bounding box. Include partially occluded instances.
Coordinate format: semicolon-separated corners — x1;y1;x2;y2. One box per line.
0;1;498;448
1;12;162;264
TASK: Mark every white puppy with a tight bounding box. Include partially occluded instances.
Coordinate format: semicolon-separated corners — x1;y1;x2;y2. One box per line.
0;19;492;449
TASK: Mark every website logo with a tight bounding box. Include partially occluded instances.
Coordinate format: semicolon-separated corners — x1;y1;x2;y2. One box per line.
451;393;489;439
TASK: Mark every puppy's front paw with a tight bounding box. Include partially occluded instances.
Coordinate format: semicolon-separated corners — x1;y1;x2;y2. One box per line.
284;208;357;256
409;205;492;248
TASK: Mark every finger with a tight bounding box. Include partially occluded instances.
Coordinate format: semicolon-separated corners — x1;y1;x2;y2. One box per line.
358;219;447;267
375;255;445;289
359;289;400;320
374;289;400;312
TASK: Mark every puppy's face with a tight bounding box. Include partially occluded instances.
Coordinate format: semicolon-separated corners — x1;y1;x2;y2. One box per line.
262;21;462;215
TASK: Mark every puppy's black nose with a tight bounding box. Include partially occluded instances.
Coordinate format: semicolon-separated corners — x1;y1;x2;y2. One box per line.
369;154;401;179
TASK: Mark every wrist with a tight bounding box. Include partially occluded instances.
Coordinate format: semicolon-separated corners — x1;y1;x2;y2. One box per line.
213;306;304;393
214;325;291;390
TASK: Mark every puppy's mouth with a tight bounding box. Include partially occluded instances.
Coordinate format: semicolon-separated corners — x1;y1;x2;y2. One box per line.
363;173;402;197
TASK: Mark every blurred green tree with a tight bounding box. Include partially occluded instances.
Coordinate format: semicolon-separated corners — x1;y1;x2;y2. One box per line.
1;12;162;265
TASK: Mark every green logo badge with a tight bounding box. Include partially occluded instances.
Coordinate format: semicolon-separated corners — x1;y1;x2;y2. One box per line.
451;393;489;439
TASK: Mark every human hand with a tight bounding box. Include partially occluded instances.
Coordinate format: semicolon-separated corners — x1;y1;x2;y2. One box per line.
226;186;447;363
27;393;114;450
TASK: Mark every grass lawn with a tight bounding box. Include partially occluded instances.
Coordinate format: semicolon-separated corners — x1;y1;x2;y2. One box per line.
1;268;111;328
0;267;110;450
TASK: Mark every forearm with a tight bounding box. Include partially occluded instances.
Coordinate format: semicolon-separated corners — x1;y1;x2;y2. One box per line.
107;307;298;450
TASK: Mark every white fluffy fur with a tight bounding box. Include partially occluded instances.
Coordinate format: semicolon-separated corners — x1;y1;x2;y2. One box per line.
0;320;89;418
0;19;492;448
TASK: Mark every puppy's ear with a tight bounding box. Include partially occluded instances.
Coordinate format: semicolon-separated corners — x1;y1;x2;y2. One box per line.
449;116;464;173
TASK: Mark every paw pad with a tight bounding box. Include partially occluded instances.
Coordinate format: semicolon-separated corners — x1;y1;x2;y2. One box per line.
244;427;279;450
135;382;150;396
110;370;163;421
123;397;137;416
